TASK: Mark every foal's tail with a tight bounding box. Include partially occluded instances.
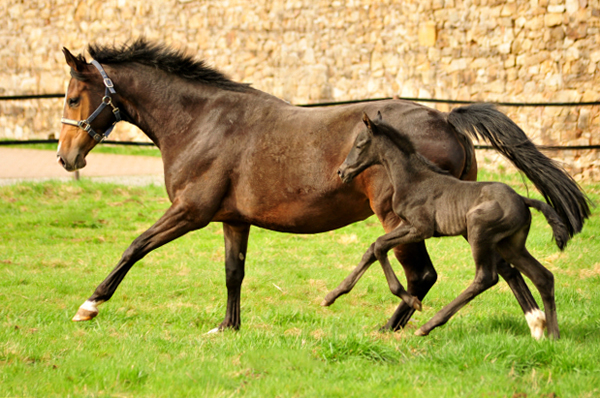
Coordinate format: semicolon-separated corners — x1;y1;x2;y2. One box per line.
447;103;592;238
523;197;569;251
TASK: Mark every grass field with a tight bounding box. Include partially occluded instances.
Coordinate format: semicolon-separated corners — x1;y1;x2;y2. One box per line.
1;173;599;397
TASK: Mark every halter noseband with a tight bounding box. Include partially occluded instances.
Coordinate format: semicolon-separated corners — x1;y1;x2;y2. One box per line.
61;60;122;142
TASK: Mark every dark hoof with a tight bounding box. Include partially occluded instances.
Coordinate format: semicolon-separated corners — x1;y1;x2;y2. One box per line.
412;297;423;312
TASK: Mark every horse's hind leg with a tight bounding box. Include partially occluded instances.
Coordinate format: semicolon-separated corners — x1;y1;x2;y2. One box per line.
415;240;499;336
209;222;250;332
72;202;205;321
497;240;559;339
495;254;546;339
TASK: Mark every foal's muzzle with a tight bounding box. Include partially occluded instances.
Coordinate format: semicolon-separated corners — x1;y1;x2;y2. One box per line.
337;165;354;184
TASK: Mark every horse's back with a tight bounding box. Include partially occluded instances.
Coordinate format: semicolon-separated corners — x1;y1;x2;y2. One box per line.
173;97;471;234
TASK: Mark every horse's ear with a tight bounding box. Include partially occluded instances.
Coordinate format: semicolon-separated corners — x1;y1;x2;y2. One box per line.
62;47;87;73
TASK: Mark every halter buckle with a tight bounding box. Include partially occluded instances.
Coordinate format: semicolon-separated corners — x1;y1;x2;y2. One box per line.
78;120;91;132
103;78;114;88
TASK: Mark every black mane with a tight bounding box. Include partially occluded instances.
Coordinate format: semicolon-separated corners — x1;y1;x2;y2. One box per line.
87;38;251;92
376;120;449;175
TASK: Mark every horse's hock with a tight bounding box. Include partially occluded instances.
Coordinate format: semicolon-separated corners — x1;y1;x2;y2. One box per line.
1;0;600;179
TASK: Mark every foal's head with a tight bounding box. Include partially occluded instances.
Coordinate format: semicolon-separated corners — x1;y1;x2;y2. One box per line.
338;112;416;183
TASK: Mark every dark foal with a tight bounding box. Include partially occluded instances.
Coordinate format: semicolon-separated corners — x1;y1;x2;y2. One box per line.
328;113;573;339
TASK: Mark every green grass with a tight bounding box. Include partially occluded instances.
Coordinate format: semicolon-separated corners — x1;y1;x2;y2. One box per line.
1;176;599;397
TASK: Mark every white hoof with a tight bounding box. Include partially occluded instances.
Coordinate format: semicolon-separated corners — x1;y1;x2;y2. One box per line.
72;300;102;322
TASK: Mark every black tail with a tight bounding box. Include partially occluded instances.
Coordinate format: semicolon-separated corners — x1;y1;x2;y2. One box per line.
523;197;570;250
448;103;592;237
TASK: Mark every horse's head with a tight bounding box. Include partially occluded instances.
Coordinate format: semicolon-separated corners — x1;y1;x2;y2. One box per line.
57;48;122;171
338;112;383;184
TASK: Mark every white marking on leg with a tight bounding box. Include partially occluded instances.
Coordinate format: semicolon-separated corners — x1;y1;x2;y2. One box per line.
525;309;546;340
72;299;104;321
80;300;103;312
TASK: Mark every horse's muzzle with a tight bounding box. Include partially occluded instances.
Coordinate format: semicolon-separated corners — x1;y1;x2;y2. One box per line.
57;153;86;172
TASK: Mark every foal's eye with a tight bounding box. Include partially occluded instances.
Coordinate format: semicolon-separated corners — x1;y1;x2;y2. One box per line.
68;97;80;107
356;140;368;149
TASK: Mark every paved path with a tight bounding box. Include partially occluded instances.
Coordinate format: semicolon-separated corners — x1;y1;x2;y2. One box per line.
0;147;164;186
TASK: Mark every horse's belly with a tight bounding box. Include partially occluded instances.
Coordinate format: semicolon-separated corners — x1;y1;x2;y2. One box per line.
214;185;373;233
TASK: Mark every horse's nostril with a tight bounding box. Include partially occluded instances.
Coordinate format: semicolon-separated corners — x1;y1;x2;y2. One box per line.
337;169;342;176
57;156;66;168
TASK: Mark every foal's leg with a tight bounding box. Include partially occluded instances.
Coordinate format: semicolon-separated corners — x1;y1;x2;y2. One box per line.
72;202;205;321
415;239;499;336
321;242;377;306
497;240;559;339
495;255;546;339
208;222;250;332
323;225;423;311
382;241;438;331
371;225;425;312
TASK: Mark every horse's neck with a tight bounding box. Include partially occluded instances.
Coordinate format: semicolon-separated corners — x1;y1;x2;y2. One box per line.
110;65;243;149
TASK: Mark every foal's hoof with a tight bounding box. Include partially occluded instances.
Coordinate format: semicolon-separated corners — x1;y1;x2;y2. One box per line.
321;292;337;307
414;328;429;337
72;307;98;322
411;297;423;312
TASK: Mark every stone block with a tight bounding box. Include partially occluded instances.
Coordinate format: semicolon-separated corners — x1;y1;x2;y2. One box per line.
418;21;437;46
545;13;564;26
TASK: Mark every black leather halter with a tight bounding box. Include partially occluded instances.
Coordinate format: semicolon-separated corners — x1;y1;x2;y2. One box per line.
61;60;122;142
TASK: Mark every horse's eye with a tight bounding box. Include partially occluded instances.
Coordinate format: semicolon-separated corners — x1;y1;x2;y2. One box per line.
68;97;80;107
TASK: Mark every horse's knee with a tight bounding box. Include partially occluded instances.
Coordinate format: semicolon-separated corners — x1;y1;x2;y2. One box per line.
422;268;438;286
225;267;245;288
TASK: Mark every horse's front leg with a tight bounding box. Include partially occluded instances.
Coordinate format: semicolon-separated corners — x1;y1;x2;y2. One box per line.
208;222;250;332
72;202;204;321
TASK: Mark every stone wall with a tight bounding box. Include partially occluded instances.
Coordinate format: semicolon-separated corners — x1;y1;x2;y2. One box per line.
1;0;599;178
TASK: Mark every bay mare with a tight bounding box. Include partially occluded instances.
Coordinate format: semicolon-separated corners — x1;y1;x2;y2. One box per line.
57;39;590;336
330;113;573;339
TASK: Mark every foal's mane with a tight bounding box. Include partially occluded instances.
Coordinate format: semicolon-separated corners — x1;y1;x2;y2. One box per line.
376;120;449;175
85;38;251;92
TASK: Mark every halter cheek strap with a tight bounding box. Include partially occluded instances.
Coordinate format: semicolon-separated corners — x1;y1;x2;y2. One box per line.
61;60;122;142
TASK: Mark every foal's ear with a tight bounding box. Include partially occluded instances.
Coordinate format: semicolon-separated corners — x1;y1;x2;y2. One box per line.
62;47;87;73
362;113;375;133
